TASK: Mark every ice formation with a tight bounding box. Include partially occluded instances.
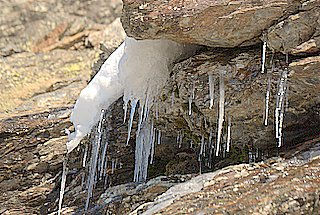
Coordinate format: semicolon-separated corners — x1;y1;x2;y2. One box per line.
275;69;288;147
67;37;196;153
216;72;225;156
208;74;214;109
58;36;197;212
261;41;267;73
58;159;68;215
67;44;125;153
85;109;105;210
264;76;271;126
226;117;231;153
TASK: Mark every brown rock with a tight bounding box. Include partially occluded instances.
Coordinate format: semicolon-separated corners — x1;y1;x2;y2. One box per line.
267;7;320;53
121;0;302;47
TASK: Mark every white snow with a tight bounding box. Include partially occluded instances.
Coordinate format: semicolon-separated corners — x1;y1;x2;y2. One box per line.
67;37;197;153
67;43;125;153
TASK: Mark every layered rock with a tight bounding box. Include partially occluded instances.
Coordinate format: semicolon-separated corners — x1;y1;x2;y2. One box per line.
122;0;320;53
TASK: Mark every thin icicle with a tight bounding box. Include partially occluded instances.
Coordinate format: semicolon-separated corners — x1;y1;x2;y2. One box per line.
137;105;144;135
123;99;128;124
209;74;215;109
85;110;104;211
226;117;231;152
126;98;138;145
150;125;155;164
99;142;108;179
192;80;196;99
190;140;193;148
111;159;115;174
188;95;192;116
157;130;161;145
216;72;225;156
143;93;149;122
134;122;153;182
275;68;288;147
58;158;68;215
264;76;271;126
82;144;88;168
261;41;267;73
198;135;205;162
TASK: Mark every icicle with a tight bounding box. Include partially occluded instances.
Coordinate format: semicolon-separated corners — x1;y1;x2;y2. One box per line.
209;74;215;109
137;105;144;135
99;142;108;179
111;159;115;174
264;76;271;126
261;41;267;73
216;72;225;156
198;135;205;161
192;80;196;99
126;98;138;145
150;125;155;164
123;99;128;124
226;117;231;152
58;158;68;215
208;128;213;156
188;95;192;116
275;68;288;147
82;144;88;168
134;122;153;182
143;93;149;122
190;140;193;148
85;110;104;211
157;130;161;145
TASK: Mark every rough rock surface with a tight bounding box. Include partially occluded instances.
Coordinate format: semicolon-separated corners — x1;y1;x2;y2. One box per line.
0;0;125;119
122;0;320;53
134;147;320;214
1;0;320;214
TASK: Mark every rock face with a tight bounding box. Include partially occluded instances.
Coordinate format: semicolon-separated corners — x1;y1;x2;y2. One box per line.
153;47;320;159
122;0;320;53
2;0;320;214
134;147;320;214
0;0;125;119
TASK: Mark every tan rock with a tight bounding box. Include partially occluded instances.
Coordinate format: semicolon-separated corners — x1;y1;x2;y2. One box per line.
121;0;302;47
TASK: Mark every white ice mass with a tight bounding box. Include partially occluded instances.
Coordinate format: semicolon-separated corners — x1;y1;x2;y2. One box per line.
67;37;197;153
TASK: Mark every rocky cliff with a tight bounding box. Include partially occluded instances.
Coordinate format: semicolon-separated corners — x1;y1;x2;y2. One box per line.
1;0;319;214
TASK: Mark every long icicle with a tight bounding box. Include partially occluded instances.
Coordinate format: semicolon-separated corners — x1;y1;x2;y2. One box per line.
209;74;215;109
126;98;138;145
58;158;68;215
264;76;271;126
216;72;225;156
85;109;104;211
123;99;128;124
99;141;108;179
226;117;231;152
261;41;267;73
82;144;88;168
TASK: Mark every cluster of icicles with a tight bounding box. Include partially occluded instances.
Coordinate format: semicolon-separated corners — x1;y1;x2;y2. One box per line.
58;39;290;214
